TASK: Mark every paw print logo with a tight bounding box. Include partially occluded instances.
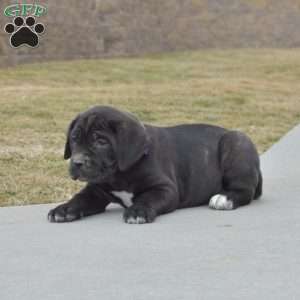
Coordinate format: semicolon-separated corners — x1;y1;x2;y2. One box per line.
4;16;45;48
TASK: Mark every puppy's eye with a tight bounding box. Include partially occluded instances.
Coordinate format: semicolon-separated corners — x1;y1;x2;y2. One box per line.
92;133;108;146
96;138;108;146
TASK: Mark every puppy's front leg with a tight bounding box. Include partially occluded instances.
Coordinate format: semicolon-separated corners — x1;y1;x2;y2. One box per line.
48;184;111;222
123;186;178;224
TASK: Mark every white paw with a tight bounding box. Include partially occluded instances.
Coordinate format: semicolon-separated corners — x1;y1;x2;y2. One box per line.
125;216;146;224
209;194;234;210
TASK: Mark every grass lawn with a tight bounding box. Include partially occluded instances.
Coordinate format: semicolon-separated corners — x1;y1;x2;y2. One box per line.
0;49;299;207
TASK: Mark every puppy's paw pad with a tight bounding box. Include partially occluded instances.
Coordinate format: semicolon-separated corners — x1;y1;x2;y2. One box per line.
47;205;81;223
209;194;234;210
123;205;156;224
126;216;146;224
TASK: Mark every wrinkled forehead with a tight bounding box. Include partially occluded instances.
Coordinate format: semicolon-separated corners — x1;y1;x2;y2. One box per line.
74;108;126;135
73;113;108;135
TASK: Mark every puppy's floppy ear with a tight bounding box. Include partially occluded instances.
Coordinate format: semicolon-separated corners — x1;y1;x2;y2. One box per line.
113;113;149;172
64;115;79;160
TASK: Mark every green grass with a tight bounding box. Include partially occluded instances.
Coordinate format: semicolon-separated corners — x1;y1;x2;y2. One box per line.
0;49;300;206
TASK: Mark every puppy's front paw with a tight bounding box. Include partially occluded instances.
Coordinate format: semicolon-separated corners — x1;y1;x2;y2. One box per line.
48;203;82;223
123;205;157;224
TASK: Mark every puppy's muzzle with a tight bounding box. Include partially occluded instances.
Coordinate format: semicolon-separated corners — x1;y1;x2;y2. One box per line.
71;153;86;167
70;153;90;180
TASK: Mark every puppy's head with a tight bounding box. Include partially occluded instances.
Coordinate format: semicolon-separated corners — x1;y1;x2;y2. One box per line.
64;106;149;183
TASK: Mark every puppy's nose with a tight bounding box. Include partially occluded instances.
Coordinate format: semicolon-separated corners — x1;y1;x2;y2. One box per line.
72;154;85;168
73;160;83;168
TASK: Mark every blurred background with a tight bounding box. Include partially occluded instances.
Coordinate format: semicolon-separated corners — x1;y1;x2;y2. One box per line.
2;0;300;66
0;0;299;206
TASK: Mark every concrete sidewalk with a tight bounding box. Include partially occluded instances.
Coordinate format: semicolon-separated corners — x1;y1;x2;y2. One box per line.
1;125;300;300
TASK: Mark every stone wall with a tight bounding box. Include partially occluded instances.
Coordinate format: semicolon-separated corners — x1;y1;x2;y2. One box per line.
1;0;300;67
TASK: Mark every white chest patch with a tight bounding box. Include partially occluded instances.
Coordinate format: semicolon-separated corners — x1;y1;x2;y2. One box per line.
111;191;134;207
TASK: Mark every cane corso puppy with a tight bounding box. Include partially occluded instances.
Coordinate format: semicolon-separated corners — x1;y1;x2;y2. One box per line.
48;106;262;224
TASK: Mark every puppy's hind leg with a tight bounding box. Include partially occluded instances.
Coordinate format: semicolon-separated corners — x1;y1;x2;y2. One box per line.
209;130;262;210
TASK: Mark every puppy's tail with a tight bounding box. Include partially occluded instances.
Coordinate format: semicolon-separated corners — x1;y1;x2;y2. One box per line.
254;170;263;199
